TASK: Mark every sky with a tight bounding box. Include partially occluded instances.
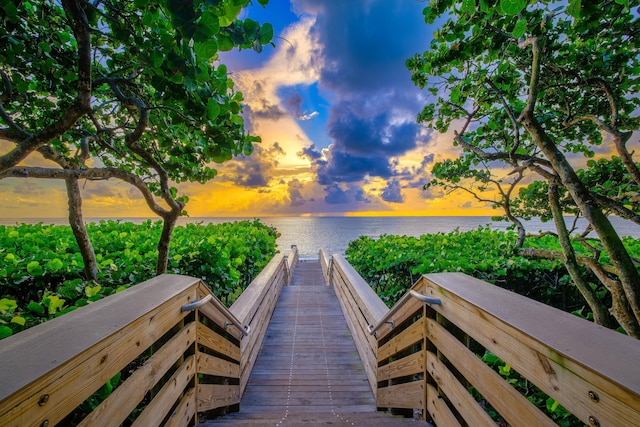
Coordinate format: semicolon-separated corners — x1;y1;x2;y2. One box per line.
2;0;635;219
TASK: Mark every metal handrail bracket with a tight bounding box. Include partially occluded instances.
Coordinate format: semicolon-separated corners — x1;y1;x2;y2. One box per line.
181;294;250;336
368;290;441;335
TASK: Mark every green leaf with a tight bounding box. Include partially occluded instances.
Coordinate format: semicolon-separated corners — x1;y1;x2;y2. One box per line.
500;0;526;15
10;316;26;326
27;301;45;314
207;98;220;119
461;0;475;14
194;39;218;60
0;298;17;312
511;19;527;38
567;0;582;18
27;260;44;276
259;23;274;44
0;326;12;339
38;41;51;54
46;258;64;271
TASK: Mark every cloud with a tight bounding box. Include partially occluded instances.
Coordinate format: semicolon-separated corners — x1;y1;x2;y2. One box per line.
217;142;286;188
288;178;306;206
324;183;349;204
380;179;404;203
283;91;319;121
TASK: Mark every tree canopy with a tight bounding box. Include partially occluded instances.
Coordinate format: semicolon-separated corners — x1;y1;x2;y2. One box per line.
408;0;640;336
0;0;273;276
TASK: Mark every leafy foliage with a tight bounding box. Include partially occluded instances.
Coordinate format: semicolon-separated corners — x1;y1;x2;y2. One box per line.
0;219;278;339
0;0;274;276
408;0;640;336
347;228;639;319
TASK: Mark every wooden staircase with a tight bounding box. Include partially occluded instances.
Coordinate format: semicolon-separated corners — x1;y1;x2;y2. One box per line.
202;261;427;426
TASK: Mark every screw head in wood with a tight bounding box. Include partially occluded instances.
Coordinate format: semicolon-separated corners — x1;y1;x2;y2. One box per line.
38;394;49;406
588;415;600;427
40;420;49;427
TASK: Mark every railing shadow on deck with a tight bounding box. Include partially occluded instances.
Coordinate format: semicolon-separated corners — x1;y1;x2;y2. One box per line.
0;246;298;427
319;248;640;426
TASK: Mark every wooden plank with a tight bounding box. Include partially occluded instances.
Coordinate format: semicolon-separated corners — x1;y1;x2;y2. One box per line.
333;270;379;353
332;254;388;326
419;273;640;427
198;384;241;412
164;387;196;427
378;317;425;361
378;351;424;382
197;322;240;362
0;275;196;427
376;381;424;409
198;353;240;378
196;284;242;341
286;246;299;284
376;294;423;342
239;266;284;393
426;351;495;426
230;254;285;324
319;247;331;285
332;273;378;392
426;383;461;427
428;318;555;427
132;354;196;427
78;321;196;427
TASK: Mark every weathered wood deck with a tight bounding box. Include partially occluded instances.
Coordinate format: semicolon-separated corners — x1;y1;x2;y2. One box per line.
204;261;426;425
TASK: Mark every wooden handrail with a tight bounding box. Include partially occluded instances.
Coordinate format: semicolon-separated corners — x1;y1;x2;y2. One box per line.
376;272;640;426
321;252;387;396
230;253;291;394
0;252;292;426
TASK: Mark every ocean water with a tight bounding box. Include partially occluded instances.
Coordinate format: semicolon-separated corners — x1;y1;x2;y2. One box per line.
3;216;639;258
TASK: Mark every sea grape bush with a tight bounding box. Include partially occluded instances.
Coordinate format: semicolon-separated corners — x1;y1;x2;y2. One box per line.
0;219;277;339
345;227;639;317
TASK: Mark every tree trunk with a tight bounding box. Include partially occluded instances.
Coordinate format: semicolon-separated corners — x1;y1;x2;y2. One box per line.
156;210;180;275
65;176;98;280
520;114;640;337
548;184;614;327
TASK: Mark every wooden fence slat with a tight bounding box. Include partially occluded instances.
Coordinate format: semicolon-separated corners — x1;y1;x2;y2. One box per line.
426;383;461;427
78;321;196;427
378;351;424;382
376;381;424;409
196;284;242;341
376;296;423;342
426;351;495;427
131;354;196;427
378;317;425;361
164;387;197;427
427;318;555;427
197;384;241;412
197;322;240;361
419;274;640;427
332;255;388;325
198;352;240;378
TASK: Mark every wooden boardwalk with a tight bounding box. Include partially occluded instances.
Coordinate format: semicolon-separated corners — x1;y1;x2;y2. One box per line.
204;261;426;426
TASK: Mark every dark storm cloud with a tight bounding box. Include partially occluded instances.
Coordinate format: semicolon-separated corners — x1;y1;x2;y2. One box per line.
355;189;371;203
380;179;404;203
297;143;322;161
251;100;287;120
316;150;393;185
288;179;305;206
218;143;285;188
324;183;349;204
291;0;433;196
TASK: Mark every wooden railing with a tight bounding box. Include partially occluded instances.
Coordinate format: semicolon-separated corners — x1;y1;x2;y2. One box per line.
320;249;387;395
0;248;295;426
322;252;640;426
